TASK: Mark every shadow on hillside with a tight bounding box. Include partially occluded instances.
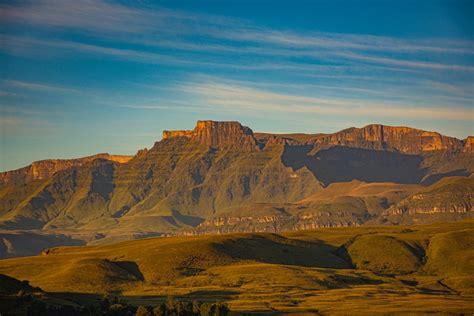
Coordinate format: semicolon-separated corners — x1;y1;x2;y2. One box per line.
0;232;86;259
185;290;239;300
282;145;425;185
114;261;145;281
421;169;470;186
213;234;351;269
51;290;237;305
326;273;384;287
90;160;116;200
172;211;205;227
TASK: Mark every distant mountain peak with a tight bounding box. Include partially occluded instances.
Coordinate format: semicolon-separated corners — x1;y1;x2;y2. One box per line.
163;120;259;151
161;121;472;154
312;124;468;154
0;153;132;186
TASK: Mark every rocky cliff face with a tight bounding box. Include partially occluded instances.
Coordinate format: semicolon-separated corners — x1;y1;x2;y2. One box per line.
163;120;259;151
310;124;465;154
379;177;473;224
464;136;474;153
187;211;367;235
0;120;472;249
0;153;132;186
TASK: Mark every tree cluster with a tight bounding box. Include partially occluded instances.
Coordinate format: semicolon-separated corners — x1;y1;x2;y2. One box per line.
18;293;229;316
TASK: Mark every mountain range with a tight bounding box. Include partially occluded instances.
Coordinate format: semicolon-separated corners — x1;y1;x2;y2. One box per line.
0;120;472;258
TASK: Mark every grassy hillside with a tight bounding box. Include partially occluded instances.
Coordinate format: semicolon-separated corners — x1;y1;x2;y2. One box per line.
341;234;423;274
0;220;473;314
380;176;474;225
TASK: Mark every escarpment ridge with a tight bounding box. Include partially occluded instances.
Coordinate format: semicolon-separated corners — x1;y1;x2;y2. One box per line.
163;120;259;151
0;120;472;258
0;153;132;186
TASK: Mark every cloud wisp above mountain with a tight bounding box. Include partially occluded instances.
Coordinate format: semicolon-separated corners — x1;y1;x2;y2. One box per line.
0;0;473;171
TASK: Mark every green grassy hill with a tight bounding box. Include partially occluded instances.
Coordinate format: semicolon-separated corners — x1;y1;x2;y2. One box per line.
0;220;473;314
341;234;423;274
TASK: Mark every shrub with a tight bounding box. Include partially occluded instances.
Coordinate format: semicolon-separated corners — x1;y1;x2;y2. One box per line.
136;305;153;316
153;303;166;316
192;300;202;314
108;303;129;316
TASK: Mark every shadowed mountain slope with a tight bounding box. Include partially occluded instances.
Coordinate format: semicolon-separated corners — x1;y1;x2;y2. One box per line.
0;121;472;257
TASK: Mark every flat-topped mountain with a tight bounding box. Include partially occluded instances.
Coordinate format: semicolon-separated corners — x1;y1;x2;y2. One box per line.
163;120;259;151
0;120;472;258
310;124;471;154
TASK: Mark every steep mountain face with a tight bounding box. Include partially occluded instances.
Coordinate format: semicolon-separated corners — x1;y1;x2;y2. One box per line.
0;159;119;230
0;153;132;186
464;136;474;153
187;181;422;235
163;120;260;151
0;120;472;256
309;124;466;154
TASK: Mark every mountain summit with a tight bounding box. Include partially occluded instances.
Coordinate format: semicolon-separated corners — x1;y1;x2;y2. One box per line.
0;120;472;257
311;124;471;154
163;120;259;151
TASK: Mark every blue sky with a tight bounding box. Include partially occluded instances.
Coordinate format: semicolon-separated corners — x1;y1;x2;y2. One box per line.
0;0;473;171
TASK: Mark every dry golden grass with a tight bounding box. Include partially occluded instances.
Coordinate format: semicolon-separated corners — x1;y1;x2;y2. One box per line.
0;219;473;314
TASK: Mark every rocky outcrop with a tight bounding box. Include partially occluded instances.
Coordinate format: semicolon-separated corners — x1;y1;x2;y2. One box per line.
0;153;132;186
162;130;194;139
163;120;260;151
162;122;470;155
1;120;472;248
384;201;472;216
463;136;474;153
380;177;473;224
311;124;465;154
184;211;365;235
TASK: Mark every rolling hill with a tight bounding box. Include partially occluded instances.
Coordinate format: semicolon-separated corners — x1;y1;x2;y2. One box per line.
0;220;473;314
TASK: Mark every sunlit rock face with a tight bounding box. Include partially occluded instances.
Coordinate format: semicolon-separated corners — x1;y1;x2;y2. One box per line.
0;153;132;186
163;120;259;151
0;120;472;241
162;130;194;139
310;124;465;154
463;136;474;153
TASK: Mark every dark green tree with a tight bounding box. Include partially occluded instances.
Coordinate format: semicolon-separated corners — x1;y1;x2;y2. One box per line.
215;303;229;316
191;300;201;314
153;303;167;316
136;305;153;316
108;303;128;316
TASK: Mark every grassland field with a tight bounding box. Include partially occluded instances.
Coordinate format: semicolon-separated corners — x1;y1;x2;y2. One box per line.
0;219;473;315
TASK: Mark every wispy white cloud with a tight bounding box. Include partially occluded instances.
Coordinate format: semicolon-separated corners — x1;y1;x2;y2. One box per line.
337;52;474;72
0;0;472;136
178;78;473;121
1;0;473;74
0;0;155;34
233;30;474;55
7;0;465;57
3;80;80;93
